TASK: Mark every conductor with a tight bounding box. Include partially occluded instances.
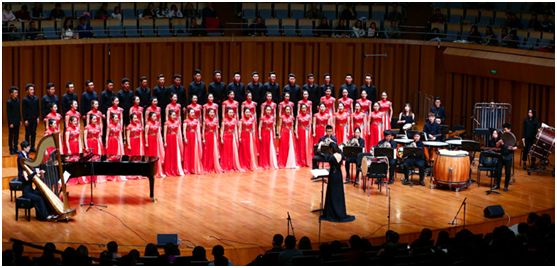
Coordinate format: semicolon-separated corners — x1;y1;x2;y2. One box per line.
320;141;356;223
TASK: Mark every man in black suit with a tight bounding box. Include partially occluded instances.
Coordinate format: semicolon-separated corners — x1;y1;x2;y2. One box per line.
227;72;244;102
169;74;186;109
188;69;206;105
22;83;39;152
7;86;21;154
247;71;264;106
61;81;78;117
153;74;169;125
17;141;52;221
360;73;377;104
494;123;518;192
343;127;365;184
423;112;442;141
100;79;115;138
135;76;151;108
117;77;134;126
320;73;335;97
339;73;357;101
41;82;58;119
402;132;426;186
303;73;320;114
430;97;446;123
282;73;301;114
208;70;226;119
80;80;98;125
312;125;338;169
263;71;280;104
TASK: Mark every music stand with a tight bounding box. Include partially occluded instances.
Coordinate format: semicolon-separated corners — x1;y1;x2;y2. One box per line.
80;152;107;211
343;146;362;158
403;147;425;159
310;169;328;244
374;147;395;159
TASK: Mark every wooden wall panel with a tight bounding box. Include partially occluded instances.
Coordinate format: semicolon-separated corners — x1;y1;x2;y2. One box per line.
2;39;554;141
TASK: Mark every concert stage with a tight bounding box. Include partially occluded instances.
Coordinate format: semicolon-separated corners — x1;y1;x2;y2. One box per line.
2;158;555;264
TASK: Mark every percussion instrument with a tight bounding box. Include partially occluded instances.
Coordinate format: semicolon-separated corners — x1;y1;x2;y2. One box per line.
423;141;449;148
535;126;555;151
446;139;462;146
473;102;512;144
433;149;470;189
402;123;413;131
394;138;413;145
501;132;517;147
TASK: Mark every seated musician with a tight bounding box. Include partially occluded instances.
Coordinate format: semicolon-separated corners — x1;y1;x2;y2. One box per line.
17;141;54;221
377;131;397;184
312;125;337;169
402;132;426;186
494;123;517;192
343;127;365;184
423;112;443;141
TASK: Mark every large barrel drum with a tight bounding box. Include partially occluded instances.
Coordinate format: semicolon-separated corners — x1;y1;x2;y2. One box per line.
433;149;470;187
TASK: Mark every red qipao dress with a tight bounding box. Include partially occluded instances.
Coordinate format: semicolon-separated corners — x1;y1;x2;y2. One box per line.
202;117;223;173
239;115;258;171
145;120;165;178
320;95;336;116
260;100;277;117
130;105;144;124
278;101;294;116
65;109;81;127
242;100;258;117
65;125;85;184
314;111;331;142
379;99;392;130
145;105;161;122
334;110;350;144
220;117;244;172
369;111;384;147
259;115;278;169
183;118;204;174
356;98;372;115
163;119;184;176
338;97;353;114
187;103;202;120
106;121;124;155
352;111;369;151
107;105;124;124
87;109;104;125
166;102;182;120
222;99;239;118
298;99;313;115
203;102;219;120
43;126;63;160
85;123;105;183
126;122;144;156
296;112;313;167
278;114;298;169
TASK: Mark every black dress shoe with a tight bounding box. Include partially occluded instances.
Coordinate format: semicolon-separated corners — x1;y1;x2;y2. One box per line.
419;180;426;186
344;180;352;184
503;187;509;192
491;185;500;190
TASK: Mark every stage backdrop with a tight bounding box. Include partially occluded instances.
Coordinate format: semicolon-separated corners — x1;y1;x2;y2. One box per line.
3;37;554;138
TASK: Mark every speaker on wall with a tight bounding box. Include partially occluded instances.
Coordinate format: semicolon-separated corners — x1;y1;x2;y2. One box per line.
484;205;505;218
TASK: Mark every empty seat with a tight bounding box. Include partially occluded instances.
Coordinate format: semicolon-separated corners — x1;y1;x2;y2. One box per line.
449;8;464;24
355;5;370;19
90;19;107;38
493;11;507;26
291;3;305;19
266;18;280;36
171;18;187;36
371;5;386;21
60;3;72;18
139;18;155;37
463;9;479;23
477;10;493;26
121;2;136;19
106;19;123;37
322;4;337;20
445;23;461;41
242;3;256;19
282;18;297;36
40;20;58;39
123;19;139;37
274;3;289;19
298;19;315;36
155;18;171;37
258;3;273;19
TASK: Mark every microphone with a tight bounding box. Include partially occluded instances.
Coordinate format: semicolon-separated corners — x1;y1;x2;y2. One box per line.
287;212;291;220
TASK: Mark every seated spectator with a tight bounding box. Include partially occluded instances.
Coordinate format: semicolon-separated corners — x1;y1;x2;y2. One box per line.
505;12;523;29
540;14;554;32
384;19;400;39
76;16;93;39
158;243;180;265
298;236;312;250
305;3;322;19
334;19;350;38
378;230;400;257
466;25;482;43
278;235;302;265
76;245;92;265
501;29;520;48
367;21;380;38
120;249;140;265
6;23;20;41
168;4;183;19
429;27;442;42
144;243;159;257
210;245;232;266
339;4;356;21
352;19;366;38
248;16;267;36
202;3;217;20
411;228;434;253
184;3;199;19
107;241;121;260
190;17;206;36
25;20;43;40
156;3;169;18
482;26;498;46
31;3;43;19
49;3;65;20
2;4;15;22
61;247;78;266
141;3;155;19
267;233;284;253
61;17;77;39
315;17;331;37
34;242;61;266
95;3;109;20
98;251;112;265
435;230;450;253
15;4;31;21
430;8;445;23
111;6;122;21
192;246;208;262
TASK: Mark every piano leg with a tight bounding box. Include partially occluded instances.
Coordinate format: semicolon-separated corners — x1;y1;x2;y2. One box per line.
148;175;156;202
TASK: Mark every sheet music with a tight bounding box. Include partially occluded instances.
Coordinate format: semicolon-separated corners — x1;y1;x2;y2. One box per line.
310;169;329;178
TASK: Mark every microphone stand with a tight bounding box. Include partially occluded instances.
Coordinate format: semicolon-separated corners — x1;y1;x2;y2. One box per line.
80;150;107;212
286;212;295;237
387;185;391;231
449;197;467;228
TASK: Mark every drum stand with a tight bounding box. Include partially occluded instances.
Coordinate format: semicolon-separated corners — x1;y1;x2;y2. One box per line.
485;171;500;195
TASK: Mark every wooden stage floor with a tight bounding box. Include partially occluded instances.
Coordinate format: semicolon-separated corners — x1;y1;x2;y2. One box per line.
2;161;555;264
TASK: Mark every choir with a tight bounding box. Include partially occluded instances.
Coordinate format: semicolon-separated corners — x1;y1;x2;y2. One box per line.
11;71;441;184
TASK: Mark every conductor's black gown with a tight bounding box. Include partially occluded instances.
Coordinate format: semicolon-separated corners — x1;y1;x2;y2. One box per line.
320;153;356;222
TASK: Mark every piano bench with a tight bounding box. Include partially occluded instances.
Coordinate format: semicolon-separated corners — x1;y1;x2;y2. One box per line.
9;178;22;202
15;197;33;221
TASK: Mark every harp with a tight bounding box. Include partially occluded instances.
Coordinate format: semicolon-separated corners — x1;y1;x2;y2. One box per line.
20;133;76;220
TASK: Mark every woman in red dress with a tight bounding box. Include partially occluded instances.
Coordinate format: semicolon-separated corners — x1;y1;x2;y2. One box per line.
44;103;62;132
379;91;393;130
313;103;332;142
260;92;277;118
165;93;182;122
334;102;351;144
356;90;372;116
222;91;239;120
259;105;278;169
238;108;258;171
107;96;124;130
320;87;336;116
352;102;370;152
65;116;82;155
295;103;313;167
87;100;104;129
202;108;223;173
43;119;64;159
369;102;384;147
241;92;258;121
278;92;295;116
126;113;144;157
84;114;105;183
144;111;165;178
163;110;184;176
220;108;244;172
338;89;354;115
64;100;81;129
130;96;145;127
183;108;204;174
203;94;219;122
186;95;202;120
105;113;124;156
278;106;298;169
297;90;313;116
145;97;161;124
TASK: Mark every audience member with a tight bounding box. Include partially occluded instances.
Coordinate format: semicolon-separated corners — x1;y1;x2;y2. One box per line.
192;246;208;261
76;16;93;39
367;21;380;38
15;4;31;21
210;245;232;266
31;3;43;19
95;3;109;20
298;236;312;250
334;19;350;38
248;16;267;36
339;4;356;20
141;3;155;19
168;4;183;18
107;241;120;260
315;18;331;37
144;243;159;257
111;5;122;20
352;19;366;38
466;25;482;43
305;3;322;19
49;3;65;20
2;4;16;22
61;17;76;39
430;8;445;23
278;235;302;265
483;26;498;46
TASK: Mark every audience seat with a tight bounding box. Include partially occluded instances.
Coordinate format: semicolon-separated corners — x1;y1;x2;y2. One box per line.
90;19;107;38
291;3;305;19
171;18;187;36
274;3;289;19
106;19;124;37
266;18;280;36
282;18;297;36
139;18;155;37
371;5;386;21
322;4;337;20
121;2;136;19
155;18;171;37
449;8;464;24
477;10;493;26
258;3;273;20
123;19;140;37
73;3;89;18
298;19;315;37
356;5;370;19
40;20;58;39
